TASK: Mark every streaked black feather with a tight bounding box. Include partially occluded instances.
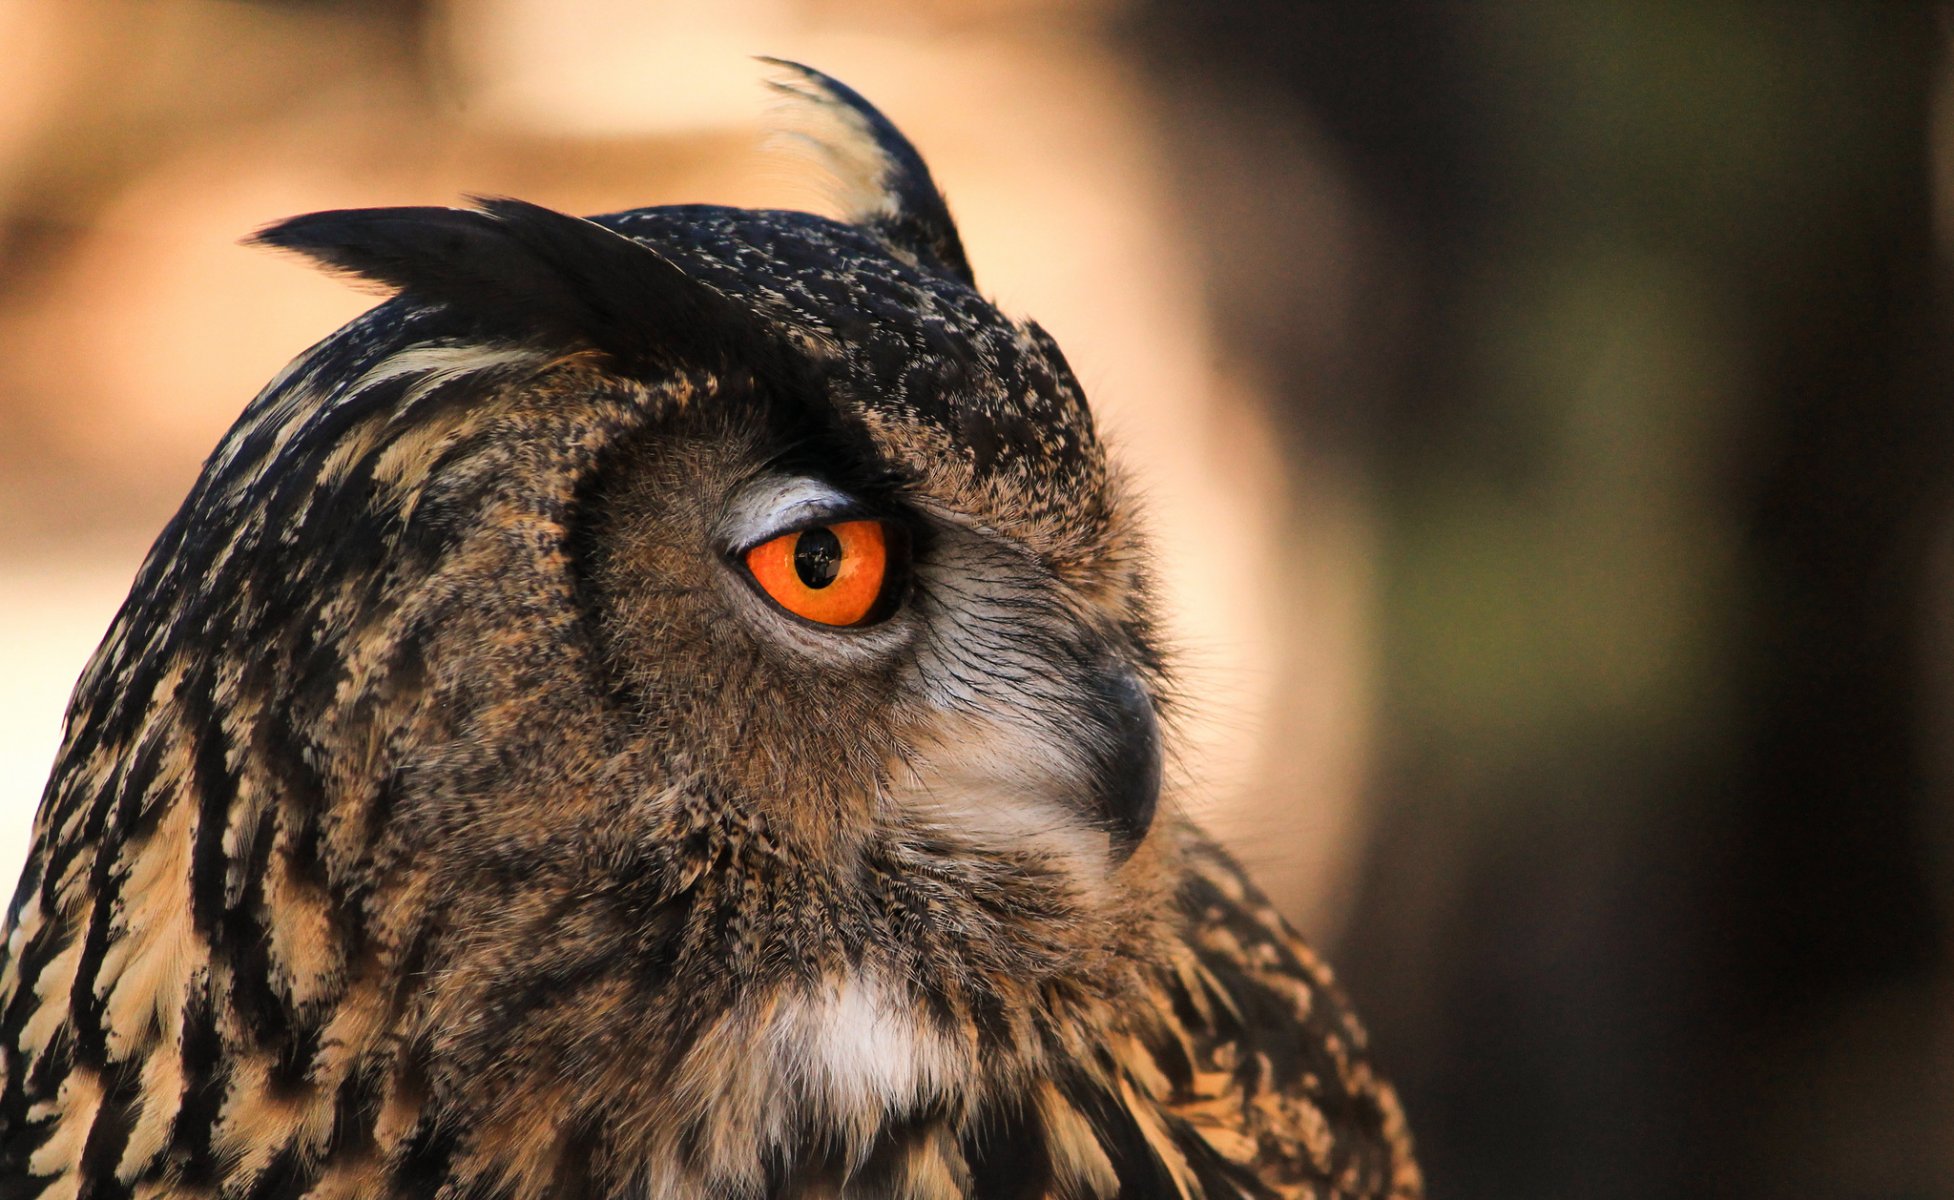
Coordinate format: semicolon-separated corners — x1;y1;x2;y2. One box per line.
251;198;772;379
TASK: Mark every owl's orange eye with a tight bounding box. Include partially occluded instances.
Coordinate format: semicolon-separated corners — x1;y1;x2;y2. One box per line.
742;519;894;627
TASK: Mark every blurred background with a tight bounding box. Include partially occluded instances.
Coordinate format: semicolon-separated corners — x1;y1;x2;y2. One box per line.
0;1;1949;1195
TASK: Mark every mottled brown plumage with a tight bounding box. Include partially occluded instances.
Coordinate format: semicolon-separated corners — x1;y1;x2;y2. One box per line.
0;63;1418;1200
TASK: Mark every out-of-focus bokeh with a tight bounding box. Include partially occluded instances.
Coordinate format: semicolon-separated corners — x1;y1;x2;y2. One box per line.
0;2;1948;1195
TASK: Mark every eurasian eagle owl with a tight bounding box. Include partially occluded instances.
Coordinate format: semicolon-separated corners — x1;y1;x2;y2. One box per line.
0;63;1419;1200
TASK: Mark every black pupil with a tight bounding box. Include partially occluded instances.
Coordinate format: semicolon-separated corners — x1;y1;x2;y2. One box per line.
793;527;843;589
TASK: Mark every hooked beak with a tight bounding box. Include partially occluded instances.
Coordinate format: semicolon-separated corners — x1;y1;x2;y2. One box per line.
1086;667;1160;862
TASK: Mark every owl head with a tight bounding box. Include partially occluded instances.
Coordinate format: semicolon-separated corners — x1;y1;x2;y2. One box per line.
9;63;1194;1194
248;61;1165;877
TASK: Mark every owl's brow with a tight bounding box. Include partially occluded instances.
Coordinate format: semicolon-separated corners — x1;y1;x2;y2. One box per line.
756;433;915;496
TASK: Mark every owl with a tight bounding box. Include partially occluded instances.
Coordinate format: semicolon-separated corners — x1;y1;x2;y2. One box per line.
0;63;1418;1200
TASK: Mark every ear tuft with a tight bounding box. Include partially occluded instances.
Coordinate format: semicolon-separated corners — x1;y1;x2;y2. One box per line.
250;198;759;375
759;58;976;289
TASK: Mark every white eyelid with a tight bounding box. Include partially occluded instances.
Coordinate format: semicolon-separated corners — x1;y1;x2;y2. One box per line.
721;476;859;550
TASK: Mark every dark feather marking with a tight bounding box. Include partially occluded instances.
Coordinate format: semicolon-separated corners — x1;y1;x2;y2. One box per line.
117;733;174;848
0;911;58;1137
965;976;1014;1053
74;1063;137;1199
961;1092;1052;1200
63;880;115;1072
186;677;239;942
670;1111;711;1178
1063;1072;1183;1200
261;370;473;588
268;1012;322;1099
1137;1013;1197;1100
283;652;353;763
350;768;406;877
2;1054;61;1198
1160;970;1209;1046
381;923;437;1049
0;1046;28;1179
243;1143;314;1200
168;974;226;1186
843;1103;955;1196
20;1020;72;1100
1193;946;1306;1090
222;802;294;1051
0;1170;49;1200
1176;1124;1278;1200
326;1056;384;1161
409;425;537;530
63;607;160;768
252;200;779;382
762;1127;852;1200
71;715;190;1078
262;727;328;891
67;743;157;1076
551;1110;604;1200
64;727;159;1074
392;1114;462;1198
472;950;619;1052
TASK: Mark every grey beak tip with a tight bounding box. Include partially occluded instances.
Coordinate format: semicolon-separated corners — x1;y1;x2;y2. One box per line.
1094;669;1161;862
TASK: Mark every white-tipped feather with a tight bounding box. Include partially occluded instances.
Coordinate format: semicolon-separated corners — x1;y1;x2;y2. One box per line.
767;974;960;1116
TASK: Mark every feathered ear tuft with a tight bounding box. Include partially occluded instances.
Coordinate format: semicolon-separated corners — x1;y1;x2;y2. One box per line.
249;198;763;376
759;58;976;289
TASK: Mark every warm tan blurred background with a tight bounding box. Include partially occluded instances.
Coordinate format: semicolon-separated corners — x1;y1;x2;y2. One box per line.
2;2;1951;1196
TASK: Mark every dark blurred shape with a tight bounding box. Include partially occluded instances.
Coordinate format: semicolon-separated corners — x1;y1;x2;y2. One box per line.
1129;3;1954;1198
